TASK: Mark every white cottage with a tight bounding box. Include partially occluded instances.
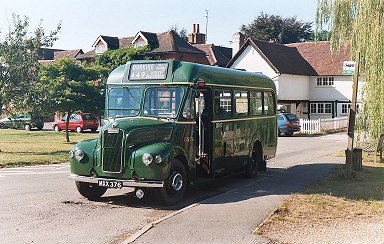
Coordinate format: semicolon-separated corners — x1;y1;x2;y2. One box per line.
227;34;360;119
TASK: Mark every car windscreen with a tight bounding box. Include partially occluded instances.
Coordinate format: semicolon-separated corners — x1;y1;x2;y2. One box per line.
82;114;96;120
286;114;299;121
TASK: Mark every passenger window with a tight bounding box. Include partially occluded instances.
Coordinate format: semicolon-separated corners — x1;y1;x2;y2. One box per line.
234;90;249;117
182;90;195;119
250;91;263;116
214;90;232;118
264;91;276;115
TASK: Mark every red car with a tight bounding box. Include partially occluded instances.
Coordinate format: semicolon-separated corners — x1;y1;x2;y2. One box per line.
52;113;99;133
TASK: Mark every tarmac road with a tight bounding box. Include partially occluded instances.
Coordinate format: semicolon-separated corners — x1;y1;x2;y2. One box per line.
130;133;347;244
0;133;347;244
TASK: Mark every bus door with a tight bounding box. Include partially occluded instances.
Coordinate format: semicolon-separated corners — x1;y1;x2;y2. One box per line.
195;89;212;177
212;89;235;176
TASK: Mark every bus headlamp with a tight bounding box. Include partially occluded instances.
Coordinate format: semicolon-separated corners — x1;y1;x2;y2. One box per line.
74;149;85;161
142;153;153;166
68;150;74;158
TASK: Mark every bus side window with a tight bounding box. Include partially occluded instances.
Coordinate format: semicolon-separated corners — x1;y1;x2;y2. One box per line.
263;91;276;115
250;91;263;116
234;90;249;117
214;90;232;118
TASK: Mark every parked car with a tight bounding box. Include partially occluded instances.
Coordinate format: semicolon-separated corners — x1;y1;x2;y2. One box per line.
0;114;44;130
52;113;99;133
278;113;301;136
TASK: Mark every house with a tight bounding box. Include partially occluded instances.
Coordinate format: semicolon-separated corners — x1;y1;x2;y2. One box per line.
227;34;361;119
38;48;84;62
79;24;232;67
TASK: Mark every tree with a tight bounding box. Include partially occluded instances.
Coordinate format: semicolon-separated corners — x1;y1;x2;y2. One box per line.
316;1;384;139
94;45;150;75
0;14;61;114
170;25;188;41
38;58;103;142
240;13;313;44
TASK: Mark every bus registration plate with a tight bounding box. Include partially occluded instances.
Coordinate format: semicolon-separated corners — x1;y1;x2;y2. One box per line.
98;180;123;188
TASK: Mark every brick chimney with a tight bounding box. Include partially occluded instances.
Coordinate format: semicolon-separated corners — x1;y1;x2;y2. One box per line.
188;24;206;44
232;32;245;57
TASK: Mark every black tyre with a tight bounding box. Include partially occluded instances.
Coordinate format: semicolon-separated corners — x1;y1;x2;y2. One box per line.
245;144;261;178
156;159;187;206
278;129;281;136
75;181;107;200
54;125;60;132
0;122;6;129
285;132;294;136
76;126;82;133
37;125;44;130
91;128;97;133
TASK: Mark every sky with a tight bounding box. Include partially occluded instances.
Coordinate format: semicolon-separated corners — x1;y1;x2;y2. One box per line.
0;0;318;52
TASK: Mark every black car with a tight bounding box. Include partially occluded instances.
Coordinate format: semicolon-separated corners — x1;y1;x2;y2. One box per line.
277;113;301;136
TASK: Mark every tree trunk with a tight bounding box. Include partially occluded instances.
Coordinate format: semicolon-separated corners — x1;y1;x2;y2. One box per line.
65;111;70;142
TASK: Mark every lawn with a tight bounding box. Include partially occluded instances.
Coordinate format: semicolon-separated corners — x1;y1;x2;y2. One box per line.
0;129;98;167
257;153;384;235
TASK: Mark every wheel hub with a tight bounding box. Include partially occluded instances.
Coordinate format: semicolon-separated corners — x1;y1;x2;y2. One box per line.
171;173;183;191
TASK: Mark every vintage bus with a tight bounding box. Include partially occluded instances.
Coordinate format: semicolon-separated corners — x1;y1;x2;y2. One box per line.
69;60;277;205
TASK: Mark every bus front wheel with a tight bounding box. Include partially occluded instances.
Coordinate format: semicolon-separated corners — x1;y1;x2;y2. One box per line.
75;181;107;200
156;159;187;205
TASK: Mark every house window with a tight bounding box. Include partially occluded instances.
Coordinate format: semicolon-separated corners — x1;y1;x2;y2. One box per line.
133;40;146;48
316;77;334;86
310;103;317;113
341;103;351;114
95;44;107;54
311;103;332;114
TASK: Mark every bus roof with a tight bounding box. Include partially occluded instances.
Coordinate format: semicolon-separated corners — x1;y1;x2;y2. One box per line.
107;60;276;91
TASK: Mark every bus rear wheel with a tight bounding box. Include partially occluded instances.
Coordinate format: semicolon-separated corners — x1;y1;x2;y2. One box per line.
156;159;187;205
245;144;262;178
75;181;107;200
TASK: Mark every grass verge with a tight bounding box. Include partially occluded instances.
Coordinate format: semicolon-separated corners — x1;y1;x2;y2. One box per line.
257;156;384;235
0;129;98;167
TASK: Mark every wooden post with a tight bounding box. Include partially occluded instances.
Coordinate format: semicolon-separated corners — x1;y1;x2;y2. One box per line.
345;52;360;178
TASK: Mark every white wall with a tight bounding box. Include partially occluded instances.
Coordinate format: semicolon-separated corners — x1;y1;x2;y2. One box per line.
230;45;278;78
278;74;310;100
309;75;352;101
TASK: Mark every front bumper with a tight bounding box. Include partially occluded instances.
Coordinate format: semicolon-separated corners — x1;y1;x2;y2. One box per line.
69;174;164;188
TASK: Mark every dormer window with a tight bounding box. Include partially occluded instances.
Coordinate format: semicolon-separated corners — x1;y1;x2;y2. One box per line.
95;44;107;54
133;36;147;48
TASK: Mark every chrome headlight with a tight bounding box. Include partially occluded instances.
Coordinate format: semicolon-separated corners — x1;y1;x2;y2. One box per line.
68;150;74;158
142;153;153;166
74;149;85;161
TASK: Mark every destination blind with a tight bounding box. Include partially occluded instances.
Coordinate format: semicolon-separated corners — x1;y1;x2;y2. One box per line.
129;63;168;80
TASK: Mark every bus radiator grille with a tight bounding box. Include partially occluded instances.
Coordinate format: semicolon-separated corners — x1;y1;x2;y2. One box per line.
102;129;124;173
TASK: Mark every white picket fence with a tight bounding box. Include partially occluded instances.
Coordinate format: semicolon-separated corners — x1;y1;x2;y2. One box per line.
299;117;348;134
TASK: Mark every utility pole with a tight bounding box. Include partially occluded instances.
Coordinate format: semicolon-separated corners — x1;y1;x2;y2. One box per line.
205;9;209;42
345;51;360;178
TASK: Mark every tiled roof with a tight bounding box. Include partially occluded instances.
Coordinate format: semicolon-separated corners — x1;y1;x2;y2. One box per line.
119;37;135;48
54;49;83;59
96;35;119;49
287;41;350;76
149;30;205;55
38;48;65;60
193;44;232;67
76;49;95;60
228;39;351;76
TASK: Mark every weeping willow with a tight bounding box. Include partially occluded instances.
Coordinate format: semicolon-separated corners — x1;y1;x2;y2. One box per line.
316;0;384;140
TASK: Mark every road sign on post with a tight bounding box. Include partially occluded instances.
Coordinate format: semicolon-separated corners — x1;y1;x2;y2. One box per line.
345;53;360;178
343;61;356;75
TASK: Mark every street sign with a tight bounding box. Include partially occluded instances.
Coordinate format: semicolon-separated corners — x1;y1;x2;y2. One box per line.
343;61;356;75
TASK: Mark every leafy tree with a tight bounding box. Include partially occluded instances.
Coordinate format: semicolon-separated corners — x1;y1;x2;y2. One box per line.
0;14;61;114
38;58;103;142
316;0;384;139
170;25;188;41
94;45;150;75
240;12;313;44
